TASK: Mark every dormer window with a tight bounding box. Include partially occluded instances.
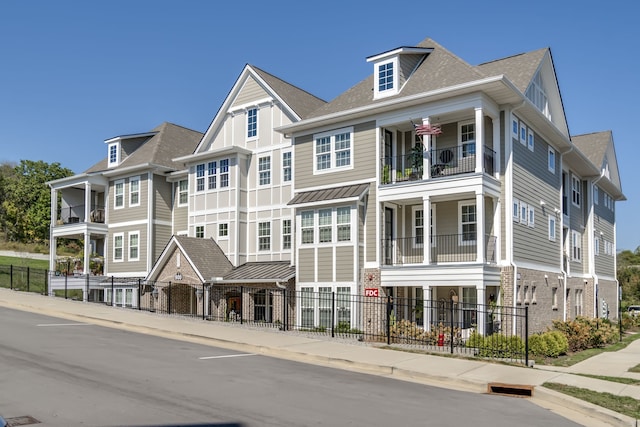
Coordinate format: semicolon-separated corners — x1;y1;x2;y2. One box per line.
373;58;398;98
108;143;120;167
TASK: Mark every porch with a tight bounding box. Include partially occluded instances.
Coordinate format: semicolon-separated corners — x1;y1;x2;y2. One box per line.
382;234;497;265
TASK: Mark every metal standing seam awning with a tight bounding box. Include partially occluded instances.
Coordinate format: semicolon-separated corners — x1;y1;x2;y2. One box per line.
287;183;370;207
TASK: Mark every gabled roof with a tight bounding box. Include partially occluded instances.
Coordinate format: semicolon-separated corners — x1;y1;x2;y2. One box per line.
220;261;295;283
572;131;625;200
146;235;233;282
476;48;548;93
85;122;203;174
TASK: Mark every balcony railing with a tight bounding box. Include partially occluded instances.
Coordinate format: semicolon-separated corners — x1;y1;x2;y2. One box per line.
381;145;495;184
382;234;496;266
58;205;105;225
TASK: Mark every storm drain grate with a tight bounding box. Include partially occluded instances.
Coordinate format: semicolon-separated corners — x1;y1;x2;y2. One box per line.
5;416;41;426
487;382;534;398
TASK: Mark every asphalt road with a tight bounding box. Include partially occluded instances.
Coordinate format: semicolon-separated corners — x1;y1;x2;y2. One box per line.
0;307;582;427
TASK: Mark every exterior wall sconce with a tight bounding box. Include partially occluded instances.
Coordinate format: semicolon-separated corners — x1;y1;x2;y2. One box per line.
151;286;159;300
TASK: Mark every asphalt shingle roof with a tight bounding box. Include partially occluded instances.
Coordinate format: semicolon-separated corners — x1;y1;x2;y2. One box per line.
174;236;233;280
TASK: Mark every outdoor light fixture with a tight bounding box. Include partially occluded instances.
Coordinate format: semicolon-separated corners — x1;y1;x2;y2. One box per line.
151;286;159;300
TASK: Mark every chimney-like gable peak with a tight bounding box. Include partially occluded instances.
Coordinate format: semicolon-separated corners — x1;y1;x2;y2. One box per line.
367;46;433;100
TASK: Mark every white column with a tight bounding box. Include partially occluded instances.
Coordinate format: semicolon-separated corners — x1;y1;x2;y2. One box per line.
84;182;91;223
492;197;500;264
423;196;431;265
422;117;431;180
475;107;484;173
476;192;485;263
476;284;486;336
423;285;431;332
83;182;92;278
492;116;500;178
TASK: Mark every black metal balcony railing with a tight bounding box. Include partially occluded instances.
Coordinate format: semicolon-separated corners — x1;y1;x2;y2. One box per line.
58;205;105;225
382;234;496;266
381;146;495;185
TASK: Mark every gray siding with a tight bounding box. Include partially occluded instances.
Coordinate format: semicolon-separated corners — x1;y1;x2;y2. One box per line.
154;178;172;224
336;246;354;282
317;248;333;282
594;217;615;277
298;249;314;282
231;76;269;108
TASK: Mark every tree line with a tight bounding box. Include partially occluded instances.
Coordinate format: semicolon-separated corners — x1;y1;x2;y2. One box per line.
618;248;640;307
0;160;73;243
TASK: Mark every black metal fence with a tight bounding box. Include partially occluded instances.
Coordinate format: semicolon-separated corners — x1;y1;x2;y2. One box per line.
0;265;48;294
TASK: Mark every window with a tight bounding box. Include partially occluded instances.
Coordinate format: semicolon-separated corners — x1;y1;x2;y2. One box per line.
247;107;257;138
258;222;271;251
113;233;124;262
520;202;528;224
220;159;229;187
282;152;292;182
108;143;119;166
208;161;217;190
318;209;332;243
526;72;550;119
258;156;271;185
337;207;351;242
548;147;556;173
219;223;228;238
459;122;476;158
524;286;530;304
314;128;353;173
594;234;600;256
571;175;581;207
282;219;291;250
528;205;535;228
516;285;522;304
593;185;599;205
527;129;534;152
319;286;332;328
512;117;519;138
301;287;314;327
301;211;314;244
195;225;204;238
459;202;476;244
129;176;140;206
196;164;205;192
414;208;424;246
178;180;188;205
571;230;582;262
375;60;397;97
604;192;613;210
114;180;124;209
531;286;537;304
336;286;351;326
548;215;556;241
129;232;139;261
513;199;520;222
520;122;527;145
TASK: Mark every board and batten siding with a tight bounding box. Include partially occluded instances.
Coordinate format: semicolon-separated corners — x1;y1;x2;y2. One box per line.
317;247;333;282
512;129;561;267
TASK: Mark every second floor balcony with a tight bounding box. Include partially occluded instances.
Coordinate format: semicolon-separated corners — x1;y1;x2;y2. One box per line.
56;204;106;225
382;234;497;266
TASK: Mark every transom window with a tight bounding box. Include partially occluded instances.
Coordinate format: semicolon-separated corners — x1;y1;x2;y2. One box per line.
258;156;271;185
247;108;257;138
178;180;188;205
258;222;271;251
459;202;477;244
114;180;124;209
129;176;140;206
283;152;292;182
314;128;353;173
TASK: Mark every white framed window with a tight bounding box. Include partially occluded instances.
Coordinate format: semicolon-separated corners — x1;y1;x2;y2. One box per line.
571;230;582;262
128;231;139;261
512;117;519;139
220;159;229;188
282;219;292;250
373;58;398;98
548;147;556;173
593;185;599;205
459;121;476;158
337;207;351;242
527;205;535;227
513;199;520;222
129;176;140;207
258;156;271;186
594;234;600;256
548;215;556;241
258;222;271;251
247;107;257;139
527;128;534;152
195;225;204;238
526;72;550;119
196;164;205;192
218;223;228;238
520;122;527;145
413;207;424;247
318;209;332;243
571;174;581;207
178;180;188;206
208;161;217;190
282;151;292;182
520;202;528;224
459;201;477;244
516;285;522;304
108;143;119;167
113;233;124;262
313;127;353;173
114;179;124;209
301;211;314;244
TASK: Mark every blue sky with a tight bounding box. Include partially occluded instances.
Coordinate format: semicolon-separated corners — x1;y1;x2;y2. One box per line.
1;1;638;250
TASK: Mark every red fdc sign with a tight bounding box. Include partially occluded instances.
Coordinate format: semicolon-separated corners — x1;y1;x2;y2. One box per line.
364;288;379;297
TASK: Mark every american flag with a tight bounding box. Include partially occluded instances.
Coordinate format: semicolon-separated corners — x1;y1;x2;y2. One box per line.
414;123;442;136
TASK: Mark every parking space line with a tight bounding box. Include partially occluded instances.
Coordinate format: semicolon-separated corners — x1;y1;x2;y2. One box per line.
199;353;256;360
36;323;92;327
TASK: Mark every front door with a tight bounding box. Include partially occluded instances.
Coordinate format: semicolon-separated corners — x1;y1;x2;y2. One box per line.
384;207;394;264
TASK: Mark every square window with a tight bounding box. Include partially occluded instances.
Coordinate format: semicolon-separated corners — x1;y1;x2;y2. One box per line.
378;62;394;92
195;225;204;238
219;223;228;238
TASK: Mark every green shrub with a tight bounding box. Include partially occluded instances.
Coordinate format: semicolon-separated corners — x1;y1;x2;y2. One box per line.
553;317;618;352
466;332;525;359
529;331;568;357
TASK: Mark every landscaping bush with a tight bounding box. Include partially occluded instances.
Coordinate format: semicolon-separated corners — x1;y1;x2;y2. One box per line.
466;331;525;359
529;330;568;357
552;317;618;352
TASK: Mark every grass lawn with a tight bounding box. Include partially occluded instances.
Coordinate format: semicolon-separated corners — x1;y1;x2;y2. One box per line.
543;382;640;419
0;254;49;294
0;255;48;270
538;332;640;367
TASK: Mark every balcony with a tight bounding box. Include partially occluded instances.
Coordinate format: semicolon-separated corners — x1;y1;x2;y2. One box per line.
382;234;496;266
381;145;495;185
57;205;105;225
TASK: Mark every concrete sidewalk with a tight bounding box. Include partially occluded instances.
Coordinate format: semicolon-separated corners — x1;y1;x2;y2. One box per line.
1;287;638;426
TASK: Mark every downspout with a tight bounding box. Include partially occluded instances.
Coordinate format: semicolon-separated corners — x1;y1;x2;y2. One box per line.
559;145;574;321
590;173;604;318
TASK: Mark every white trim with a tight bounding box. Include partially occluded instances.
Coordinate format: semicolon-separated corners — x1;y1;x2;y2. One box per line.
527;128;534;152
313;127;354;175
128;231;140;262
108;142;120;167
373;57;399;99
548;215;556;241
129;176;140;207
458;200;476;245
548;146;556;173
246;107;258;140
257;155;271;186
114;179;125;209
113;232;124;262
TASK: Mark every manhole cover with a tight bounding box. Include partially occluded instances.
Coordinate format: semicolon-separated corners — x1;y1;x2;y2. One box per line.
5;416;41;426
